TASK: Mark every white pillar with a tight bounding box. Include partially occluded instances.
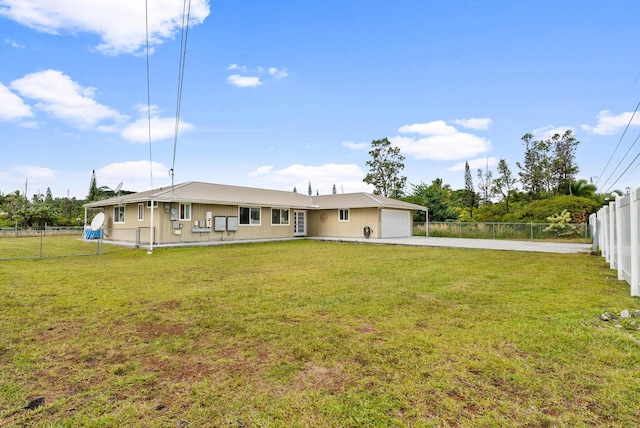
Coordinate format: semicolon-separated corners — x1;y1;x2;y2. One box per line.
148;200;154;254
631;188;639;296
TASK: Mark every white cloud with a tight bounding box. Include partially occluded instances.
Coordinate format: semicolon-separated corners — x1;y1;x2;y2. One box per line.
452;117;492;131
121;114;194;143
227;74;262;88
342;140;368;150
533;125;575;140
268;67;288;79
11;165;57;180
0;82;32;121
447;157;499;172
1;165;58;197
227;64;247;72
247;163;371;194
398;120;456;136
581;110;640;135
226;65;289;87
0;0;210;56
10;70;126;128
247;166;273;177
4;38;25;48
393;120;491;161
96;160;171;191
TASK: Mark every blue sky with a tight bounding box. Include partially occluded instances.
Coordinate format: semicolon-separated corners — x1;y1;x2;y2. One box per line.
2;0;640;199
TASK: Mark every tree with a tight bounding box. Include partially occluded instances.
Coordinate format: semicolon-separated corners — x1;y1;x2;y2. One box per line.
293;186;297;193
551;130;579;195
363;137;407;198
517;133;550;199
464;161;476;218
570;179;596;198
409;179;459;222
308;181;312;196
492;159;517;213
332;184;337;195
88;169;99;201
517;130;580;198
45;187;53;204
476;161;494;205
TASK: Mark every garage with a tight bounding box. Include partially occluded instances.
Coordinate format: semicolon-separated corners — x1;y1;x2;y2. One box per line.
381;209;411;238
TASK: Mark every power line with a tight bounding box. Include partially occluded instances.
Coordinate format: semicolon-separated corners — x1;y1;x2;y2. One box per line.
603;132;640;194
595;100;640;188
170;0;192;189
599;130;640;192
145;0;153;190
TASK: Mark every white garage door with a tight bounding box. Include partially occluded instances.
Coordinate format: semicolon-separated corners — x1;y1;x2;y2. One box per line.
381;209;411;238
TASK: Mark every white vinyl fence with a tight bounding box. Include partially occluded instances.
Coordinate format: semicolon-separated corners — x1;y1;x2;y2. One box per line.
590;188;639;296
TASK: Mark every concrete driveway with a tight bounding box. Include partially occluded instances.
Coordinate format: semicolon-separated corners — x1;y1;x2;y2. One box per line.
310;236;592;254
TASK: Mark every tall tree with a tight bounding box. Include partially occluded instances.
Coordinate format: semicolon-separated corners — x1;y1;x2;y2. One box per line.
476;160;494;205
551;130;579;195
464;161;475;217
307;181;312;196
363;137;407;198
332;184;337;195
45;187;53;204
517;133;550;199
492;159;517;213
88;169;99;201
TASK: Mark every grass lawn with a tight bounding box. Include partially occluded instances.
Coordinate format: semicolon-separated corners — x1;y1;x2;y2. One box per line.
0;234;110;259
1;240;639;426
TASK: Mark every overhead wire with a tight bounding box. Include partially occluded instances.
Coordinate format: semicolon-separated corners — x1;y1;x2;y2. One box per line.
599;128;640;193
145;0;154;190
603;132;640;194
170;0;192;189
595;99;640;189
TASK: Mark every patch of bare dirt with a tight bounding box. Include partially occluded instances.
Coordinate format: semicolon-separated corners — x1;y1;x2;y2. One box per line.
294;362;349;393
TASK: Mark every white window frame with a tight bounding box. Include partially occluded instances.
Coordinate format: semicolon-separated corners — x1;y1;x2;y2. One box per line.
114;206;125;224
179;203;191;221
239;206;261;225
271;208;290;226
138;203;144;221
338;208;350;222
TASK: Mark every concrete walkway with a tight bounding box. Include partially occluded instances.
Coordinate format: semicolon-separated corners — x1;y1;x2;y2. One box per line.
310;236;592;254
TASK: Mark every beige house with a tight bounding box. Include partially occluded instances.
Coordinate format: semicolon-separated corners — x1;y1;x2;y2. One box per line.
83;181;427;246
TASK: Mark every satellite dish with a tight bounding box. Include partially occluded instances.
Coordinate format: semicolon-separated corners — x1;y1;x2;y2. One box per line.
114;182;123;193
90;212;105;231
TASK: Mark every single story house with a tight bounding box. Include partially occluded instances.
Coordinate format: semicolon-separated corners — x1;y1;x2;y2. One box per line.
83;181;427;246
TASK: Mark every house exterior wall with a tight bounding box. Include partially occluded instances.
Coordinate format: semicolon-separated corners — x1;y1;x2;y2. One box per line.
307;207;381;238
95;200;416;245
102;203;296;244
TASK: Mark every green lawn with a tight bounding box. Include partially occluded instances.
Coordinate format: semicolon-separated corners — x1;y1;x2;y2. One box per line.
1;240;638;427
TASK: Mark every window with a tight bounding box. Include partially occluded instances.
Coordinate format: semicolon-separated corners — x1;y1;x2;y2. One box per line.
339;208;349;222
179;203;191;221
271;208;289;225
147;200;158;208
114;206;125;223
239;207;261;225
138;203;144;221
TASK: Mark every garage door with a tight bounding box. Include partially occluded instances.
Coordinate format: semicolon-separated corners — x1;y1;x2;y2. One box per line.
381;209;411;238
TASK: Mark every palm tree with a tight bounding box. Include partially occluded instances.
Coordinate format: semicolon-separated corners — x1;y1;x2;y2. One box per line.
569;179;596;198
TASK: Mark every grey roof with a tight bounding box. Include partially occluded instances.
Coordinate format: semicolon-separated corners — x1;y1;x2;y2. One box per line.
83;181;427;211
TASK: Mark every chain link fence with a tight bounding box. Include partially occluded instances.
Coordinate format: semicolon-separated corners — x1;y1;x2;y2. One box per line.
413;221;591;242
0;227;113;260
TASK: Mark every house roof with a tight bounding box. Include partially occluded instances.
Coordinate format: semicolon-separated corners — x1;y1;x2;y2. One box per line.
83;181;427;211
